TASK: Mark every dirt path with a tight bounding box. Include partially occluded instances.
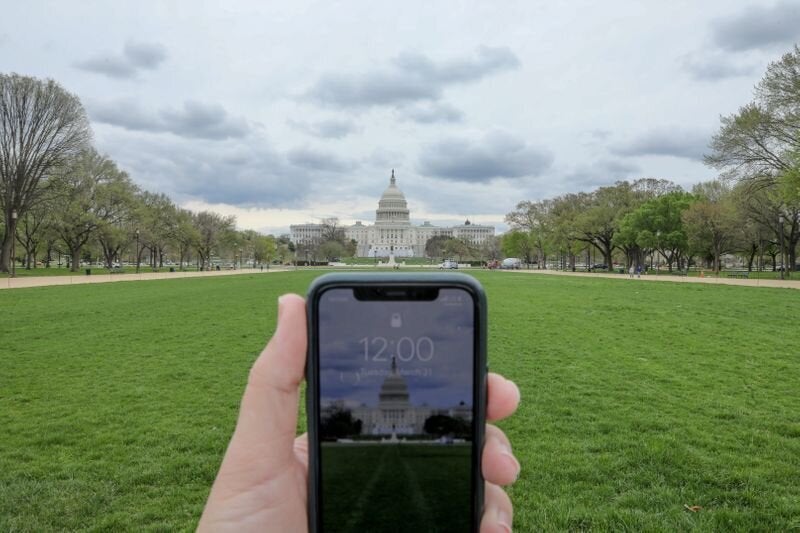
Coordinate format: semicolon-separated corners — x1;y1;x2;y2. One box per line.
502;268;800;289
3;266;798;291
0;267;292;290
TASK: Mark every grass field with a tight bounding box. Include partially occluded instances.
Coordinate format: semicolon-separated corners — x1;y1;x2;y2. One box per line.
321;444;470;532
1;270;799;530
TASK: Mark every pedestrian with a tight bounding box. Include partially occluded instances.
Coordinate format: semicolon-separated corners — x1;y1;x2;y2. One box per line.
628;265;634;278
636;264;642;278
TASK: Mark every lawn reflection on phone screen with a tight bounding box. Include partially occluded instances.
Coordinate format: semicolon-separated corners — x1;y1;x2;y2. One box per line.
318;288;475;532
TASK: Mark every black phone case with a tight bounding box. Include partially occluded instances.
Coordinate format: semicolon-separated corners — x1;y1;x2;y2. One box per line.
306;272;488;533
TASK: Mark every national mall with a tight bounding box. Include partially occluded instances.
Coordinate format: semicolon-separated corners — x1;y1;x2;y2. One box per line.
289;171;495;257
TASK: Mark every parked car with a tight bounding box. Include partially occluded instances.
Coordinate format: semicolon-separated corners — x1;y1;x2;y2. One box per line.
590;263;608;270
439;260;458;269
501;258;521;269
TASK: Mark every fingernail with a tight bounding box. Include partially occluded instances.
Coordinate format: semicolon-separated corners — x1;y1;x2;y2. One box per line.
497;508;512;533
502;450;521;481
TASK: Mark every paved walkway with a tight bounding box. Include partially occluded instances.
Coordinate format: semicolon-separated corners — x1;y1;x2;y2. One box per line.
503;268;800;290
3;266;798;291
0;267;291;290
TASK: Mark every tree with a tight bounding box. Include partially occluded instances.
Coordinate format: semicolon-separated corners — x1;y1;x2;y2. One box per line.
319;240;345;262
95;170;138;268
615;192;694;271
320;407;363;440
137;192;176;269
505;200;553;268
425;235;451;260
683;180;739;273
423;414;470;439
171;208;199;270
15;196;52;268
0;74;91;272
49;150;129;271
194;211;235;270
253;234;276;266
501;231;533;264
320;217;345;243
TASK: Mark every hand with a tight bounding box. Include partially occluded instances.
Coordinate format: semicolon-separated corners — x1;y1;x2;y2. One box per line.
198;294;521;532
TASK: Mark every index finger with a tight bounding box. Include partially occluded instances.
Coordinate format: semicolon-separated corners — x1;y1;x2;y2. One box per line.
487;372;520;422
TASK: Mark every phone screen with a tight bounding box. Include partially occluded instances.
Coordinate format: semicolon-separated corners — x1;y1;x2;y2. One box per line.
316;287;476;532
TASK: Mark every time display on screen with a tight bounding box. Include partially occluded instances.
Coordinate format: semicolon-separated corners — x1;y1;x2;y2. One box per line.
359;336;434;362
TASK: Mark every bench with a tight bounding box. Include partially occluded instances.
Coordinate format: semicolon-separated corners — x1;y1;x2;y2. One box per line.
674;270;689;277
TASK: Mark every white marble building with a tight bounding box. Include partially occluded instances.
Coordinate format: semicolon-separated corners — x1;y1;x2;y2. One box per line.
322;357;473;436
290;171;495;258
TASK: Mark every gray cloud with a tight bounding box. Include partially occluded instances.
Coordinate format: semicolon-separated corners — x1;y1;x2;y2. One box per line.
75;41;167;79
611;128;710;160
564;159;641;189
90;99;250;140
288;118;359;139
307;46;520;108
711;2;800;52
417;131;553;182
680;53;757;81
400;102;464;124
103;132;309;207
287;146;354;173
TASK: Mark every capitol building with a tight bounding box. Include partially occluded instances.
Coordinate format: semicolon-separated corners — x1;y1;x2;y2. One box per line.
290;171;495;258
323;357;473;436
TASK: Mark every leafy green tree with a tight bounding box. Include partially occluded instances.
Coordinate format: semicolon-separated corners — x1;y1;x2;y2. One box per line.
319;240;345;261
423;414;470;439
49;150;131;271
505;199;554;267
320;408;362;440
95;170;138;268
425;235;450;260
253;234;276;266
136;192;177;269
194;211;235;270
171;208;200;270
616;192;694;271
501;231;533;263
683;181;739;273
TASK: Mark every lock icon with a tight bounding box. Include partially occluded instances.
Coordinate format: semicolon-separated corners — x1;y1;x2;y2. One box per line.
390;313;402;328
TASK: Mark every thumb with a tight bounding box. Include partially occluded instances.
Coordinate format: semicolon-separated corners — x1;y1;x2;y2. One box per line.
218;294;308;485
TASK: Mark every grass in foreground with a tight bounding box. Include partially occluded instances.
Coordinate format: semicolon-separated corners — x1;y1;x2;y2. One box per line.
321;444;470;532
1;271;799;530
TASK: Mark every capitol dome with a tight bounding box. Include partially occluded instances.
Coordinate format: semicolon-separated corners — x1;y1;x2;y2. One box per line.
376;170;410;225
378;357;411;406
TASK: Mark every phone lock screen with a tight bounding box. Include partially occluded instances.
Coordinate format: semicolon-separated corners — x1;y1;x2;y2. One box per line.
315;287;478;532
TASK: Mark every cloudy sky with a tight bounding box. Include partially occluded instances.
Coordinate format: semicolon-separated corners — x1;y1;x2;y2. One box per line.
319;288;474;408
2;1;799;234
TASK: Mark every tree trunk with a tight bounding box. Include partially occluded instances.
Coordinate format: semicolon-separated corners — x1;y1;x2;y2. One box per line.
0;218;17;273
71;247;81;272
746;244;757;272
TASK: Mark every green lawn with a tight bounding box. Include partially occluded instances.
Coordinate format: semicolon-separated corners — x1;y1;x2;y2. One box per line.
1;271;798;531
321;444;470;532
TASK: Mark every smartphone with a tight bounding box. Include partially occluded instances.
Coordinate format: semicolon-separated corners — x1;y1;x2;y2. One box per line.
306;273;487;533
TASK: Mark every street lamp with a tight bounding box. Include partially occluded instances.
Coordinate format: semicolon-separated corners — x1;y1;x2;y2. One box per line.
135;229;140;273
779;215;785;280
10;209;17;278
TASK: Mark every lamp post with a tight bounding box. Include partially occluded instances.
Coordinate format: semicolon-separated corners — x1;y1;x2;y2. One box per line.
135;229;140;273
10;209;18;278
779;215;785;280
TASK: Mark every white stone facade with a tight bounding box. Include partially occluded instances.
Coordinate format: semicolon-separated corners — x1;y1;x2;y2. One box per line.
290;171;495;258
